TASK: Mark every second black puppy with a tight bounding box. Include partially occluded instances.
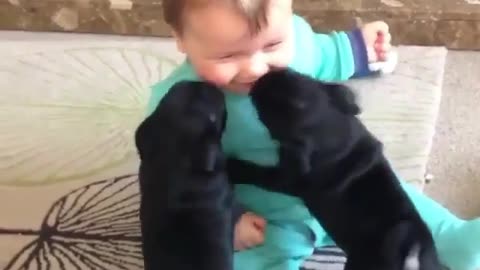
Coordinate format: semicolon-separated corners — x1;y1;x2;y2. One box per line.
228;69;442;270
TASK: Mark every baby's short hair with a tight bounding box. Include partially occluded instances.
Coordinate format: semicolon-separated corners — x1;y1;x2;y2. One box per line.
163;0;270;35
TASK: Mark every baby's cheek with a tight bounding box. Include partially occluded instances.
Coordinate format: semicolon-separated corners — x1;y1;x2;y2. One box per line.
198;63;237;87
269;42;294;69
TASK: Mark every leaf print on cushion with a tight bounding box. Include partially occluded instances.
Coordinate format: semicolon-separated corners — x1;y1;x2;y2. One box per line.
0;48;180;186
1;174;142;270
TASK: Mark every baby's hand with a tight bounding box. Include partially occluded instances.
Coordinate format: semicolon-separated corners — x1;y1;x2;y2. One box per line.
360;21;392;63
234;212;266;251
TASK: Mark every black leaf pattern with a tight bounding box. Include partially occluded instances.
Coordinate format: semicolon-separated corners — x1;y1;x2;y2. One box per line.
0;174;353;270
0;174;143;270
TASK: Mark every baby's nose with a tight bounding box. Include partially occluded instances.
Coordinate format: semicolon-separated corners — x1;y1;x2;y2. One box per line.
243;52;268;78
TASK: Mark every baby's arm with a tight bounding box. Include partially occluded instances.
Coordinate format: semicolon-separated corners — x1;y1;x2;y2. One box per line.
353;21;398;76
291;15;395;82
345;27;375;78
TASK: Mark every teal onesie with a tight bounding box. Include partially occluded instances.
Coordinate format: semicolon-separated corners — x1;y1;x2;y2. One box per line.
146;14;480;270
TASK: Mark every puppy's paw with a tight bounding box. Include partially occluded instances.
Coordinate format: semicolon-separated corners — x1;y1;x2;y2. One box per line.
382;221;443;270
346;220;443;270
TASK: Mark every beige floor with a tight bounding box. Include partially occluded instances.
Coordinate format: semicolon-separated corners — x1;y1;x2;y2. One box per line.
425;50;480;219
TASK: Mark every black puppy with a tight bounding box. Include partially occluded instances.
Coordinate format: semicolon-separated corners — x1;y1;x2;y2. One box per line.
227;69;443;270
135;81;234;270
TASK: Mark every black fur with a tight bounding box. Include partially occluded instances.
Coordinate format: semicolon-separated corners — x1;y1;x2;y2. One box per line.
135;80;233;270
227;69;443;270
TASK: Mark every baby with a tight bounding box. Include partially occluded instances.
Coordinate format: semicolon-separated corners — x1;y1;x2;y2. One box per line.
157;0;390;251
146;0;480;270
156;0;390;250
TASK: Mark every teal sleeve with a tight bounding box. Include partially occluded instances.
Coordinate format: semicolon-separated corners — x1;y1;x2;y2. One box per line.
311;31;355;81
289;15;355;82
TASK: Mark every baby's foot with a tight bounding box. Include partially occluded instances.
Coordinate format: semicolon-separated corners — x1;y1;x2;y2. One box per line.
436;218;480;270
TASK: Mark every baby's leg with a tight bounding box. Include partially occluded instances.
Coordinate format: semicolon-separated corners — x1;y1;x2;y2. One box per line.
400;180;480;270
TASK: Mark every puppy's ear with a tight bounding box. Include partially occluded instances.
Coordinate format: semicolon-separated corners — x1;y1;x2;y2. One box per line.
194;88;228;173
320;83;361;115
201;114;223;172
191;110;228;173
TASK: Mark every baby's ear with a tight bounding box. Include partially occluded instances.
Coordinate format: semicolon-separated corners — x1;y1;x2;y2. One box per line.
320;82;361;115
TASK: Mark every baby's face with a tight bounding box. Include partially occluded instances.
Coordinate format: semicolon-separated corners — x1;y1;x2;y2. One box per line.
176;0;294;94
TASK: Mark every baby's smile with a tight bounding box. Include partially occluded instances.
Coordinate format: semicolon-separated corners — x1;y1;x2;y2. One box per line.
175;0;294;94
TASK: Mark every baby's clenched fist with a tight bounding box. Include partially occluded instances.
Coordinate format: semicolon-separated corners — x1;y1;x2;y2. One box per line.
234;212;266;251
